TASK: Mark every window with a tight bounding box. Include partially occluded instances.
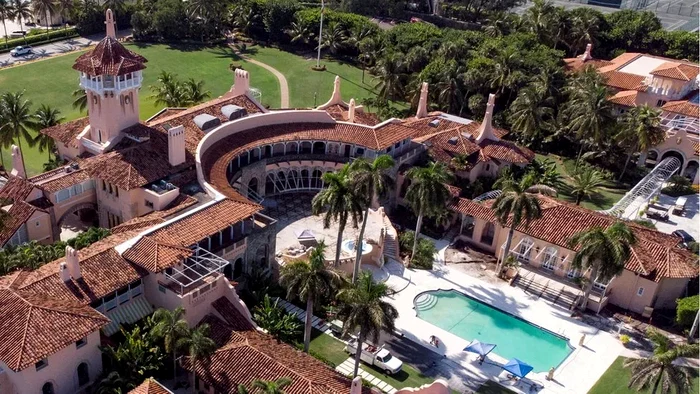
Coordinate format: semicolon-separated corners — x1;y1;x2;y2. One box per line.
485;164;490;171
8;224;28;246
115;187;119;197
541;247;558;271
41;382;54;394
480;222;496;245
145;200;154;209
566;268;581;279
461;215;475;238
76;337;87;349
593;278;609;292
77;363;89;387
35;221;40;227
637;287;644;296
35;358;48;371
158;284;166;294
355;147;365;156
71;183;83;196
108;184;113;194
515;238;534;263
656;99;667;107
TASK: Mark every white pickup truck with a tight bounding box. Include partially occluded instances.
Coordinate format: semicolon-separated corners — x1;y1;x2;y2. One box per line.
344;338;403;374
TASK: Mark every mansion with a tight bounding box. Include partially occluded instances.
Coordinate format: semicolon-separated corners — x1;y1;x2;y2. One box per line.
0;10;697;394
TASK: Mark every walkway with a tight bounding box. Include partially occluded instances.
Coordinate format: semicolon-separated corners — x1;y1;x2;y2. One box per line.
233;49;290;108
336;358;398;394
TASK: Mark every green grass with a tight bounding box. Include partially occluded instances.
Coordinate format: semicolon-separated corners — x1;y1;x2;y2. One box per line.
535;153;628;211
588;357;699;394
308;329;349;366
0;43;280;176
475;381;517;394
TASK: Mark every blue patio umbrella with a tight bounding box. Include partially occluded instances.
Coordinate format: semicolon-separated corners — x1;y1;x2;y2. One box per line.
463;340;497;357
502;358;533;379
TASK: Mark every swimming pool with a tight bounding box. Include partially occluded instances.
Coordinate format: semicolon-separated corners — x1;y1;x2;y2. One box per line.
414;290;572;372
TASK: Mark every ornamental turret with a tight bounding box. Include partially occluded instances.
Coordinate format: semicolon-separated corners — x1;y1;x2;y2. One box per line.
72;9;147;153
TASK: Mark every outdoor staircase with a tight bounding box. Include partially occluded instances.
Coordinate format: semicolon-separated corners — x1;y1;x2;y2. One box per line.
381;212;401;263
512;272;579;310
233;181;264;204
414;293;438;312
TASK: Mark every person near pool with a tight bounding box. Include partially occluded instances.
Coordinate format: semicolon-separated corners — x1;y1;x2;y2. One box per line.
429;335;439;347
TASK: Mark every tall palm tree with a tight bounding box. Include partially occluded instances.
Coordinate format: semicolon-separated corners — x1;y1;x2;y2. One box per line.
337;271;398;378
311;165;364;267
33;104;62;160
182;78;210;105
624;329;699;394
238;378;293;394
524;0;557;45
508;86;554;146
405;162;453;259
10;0;31;44
177;323;216;388
102;0;125;13
373;54;405;101
72;88;88;113
320;21;348;55
0;0;12;49
570;167;606;205
150;71;187;107
616;105;665;181
1;91;36;172
56;0;72;37
567;221;636;310
279;241;343;352
31;0;55;39
348;155;395;282
492;175;553;273
150;307;189;379
488;46;525;97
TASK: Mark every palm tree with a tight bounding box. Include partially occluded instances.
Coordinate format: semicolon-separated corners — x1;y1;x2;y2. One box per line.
373;54;405;101
279;241;343;352
287;20;313;45
616;105;665;181
524;0;557;45
337;271;398;378
55;0;72;36
492;176;552;273
150;71;186;107
177;323;216;388
1;91;36;172
150;307;189;379
10;0;31;44
567;221;636;311
31;0;55;39
624;329;699;394
311;165;364;267
570;167;606;205
0;0;12;49
508;86;554;146
488;46;525;97
348;155;395;282
320;21;348;55
182;78;210;105
96;371;126;394
102;0;125;13
72;89;87;113
405;162;453;259
33;104;62;161
238;378;293;394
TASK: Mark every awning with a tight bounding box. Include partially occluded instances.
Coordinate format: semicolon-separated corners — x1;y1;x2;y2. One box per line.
102;296;154;336
502;358;533;379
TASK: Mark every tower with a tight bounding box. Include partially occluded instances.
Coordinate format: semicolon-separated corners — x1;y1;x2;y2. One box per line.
72;9;147;153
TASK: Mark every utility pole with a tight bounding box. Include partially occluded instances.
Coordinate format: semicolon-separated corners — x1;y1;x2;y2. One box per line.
316;0;324;69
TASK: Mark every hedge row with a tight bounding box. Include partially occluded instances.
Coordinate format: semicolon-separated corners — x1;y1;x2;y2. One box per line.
0;28;78;51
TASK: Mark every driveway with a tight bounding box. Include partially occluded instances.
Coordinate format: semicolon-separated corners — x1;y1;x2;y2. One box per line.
0;29;131;68
650;193;699;241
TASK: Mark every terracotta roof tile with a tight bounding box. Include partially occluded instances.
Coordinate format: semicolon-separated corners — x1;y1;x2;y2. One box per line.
662;100;699;117
0;201;42;247
212;296;255;331
35;170;90;193
0;176;36;202
563;57;615;72
40;117;89;149
122;236;193;272
601;70;646;91
608;90;640;107
146;108;187;123
450;196;698;281
650;62;700;81
0;287;109;371
73;37;147;76
129;379;172;394
323;103;381;126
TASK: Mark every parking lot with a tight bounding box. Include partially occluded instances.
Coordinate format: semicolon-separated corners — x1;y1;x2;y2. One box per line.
648;193;699;242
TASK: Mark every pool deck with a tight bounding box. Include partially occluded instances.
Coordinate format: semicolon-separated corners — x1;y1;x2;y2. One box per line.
384;239;624;394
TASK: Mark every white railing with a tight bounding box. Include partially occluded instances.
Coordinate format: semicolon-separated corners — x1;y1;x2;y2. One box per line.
79;72;142;94
81;136;105;155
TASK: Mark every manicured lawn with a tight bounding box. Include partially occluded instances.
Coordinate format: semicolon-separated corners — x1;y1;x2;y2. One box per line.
589;356;699;394
0;43;280;176
535;153;628;211
308;329;349;367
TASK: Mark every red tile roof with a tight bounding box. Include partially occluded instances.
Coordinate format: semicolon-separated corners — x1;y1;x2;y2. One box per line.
0;201;44;247
0;176;36;202
73;37;147;76
35;169;90;193
662;100;699;117
129;379;172;394
451;196;698;281
608;90;640;107
122;236;193;272
601;70;646;91
39;117;89;149
323;103;381;126
0;287;109;371
650;62;700;81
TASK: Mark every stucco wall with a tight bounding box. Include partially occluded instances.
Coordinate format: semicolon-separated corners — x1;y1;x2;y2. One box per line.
607;270;658;314
26;210;54;244
2;330;102;394
51;188;97;225
654;277;690;310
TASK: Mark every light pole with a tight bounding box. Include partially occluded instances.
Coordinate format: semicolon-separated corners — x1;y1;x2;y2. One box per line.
316;0;324;69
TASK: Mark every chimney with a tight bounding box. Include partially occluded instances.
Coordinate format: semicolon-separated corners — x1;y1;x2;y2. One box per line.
59;262;71;282
350;377;363;394
416;82;429;118
167;125;186;167
105;9;116;39
10;145;25;178
581;43;593;62
230;69;250;97
329;76;342;106
348;99;356;123
475;94;499;144
65;246;81;280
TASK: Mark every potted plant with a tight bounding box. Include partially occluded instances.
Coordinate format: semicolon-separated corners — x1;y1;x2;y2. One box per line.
502;255;520;279
619;334;631;347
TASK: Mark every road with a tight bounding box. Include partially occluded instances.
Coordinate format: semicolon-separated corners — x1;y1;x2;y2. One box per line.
0;29;131;69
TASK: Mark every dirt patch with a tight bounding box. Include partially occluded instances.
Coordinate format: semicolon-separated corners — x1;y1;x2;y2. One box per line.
444;240;500;284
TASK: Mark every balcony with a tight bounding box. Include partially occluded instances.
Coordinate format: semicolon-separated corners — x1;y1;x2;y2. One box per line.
143;181;180;211
163;246;230;296
79;71;143;95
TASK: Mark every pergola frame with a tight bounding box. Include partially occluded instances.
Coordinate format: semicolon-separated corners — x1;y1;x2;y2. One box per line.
164;246;230;294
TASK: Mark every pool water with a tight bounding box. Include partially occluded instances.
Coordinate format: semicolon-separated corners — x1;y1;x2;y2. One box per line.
415;290;572;372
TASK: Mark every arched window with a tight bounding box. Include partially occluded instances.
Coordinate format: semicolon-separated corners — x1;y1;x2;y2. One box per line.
541;247;558;271
42;382;55;394
515;238;534;263
312;141;326;155
77;363;89;387
233;258;243;278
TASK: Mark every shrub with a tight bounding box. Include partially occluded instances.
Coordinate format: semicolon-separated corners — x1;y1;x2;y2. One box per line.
633;219;656;229
661;175;694;197
253;295;302;343
619;334;630;345
398;230;415;255
0;28;78;51
676;295;699;329
410;238;437;270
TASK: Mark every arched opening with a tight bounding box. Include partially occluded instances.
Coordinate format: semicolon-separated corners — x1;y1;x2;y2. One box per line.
311;169;323;189
287;141;299;154
58;203;99;242
683;160;698;181
661;150;684;169
515;238;534;263
480;222;495;245
42;382;55;394
233;257;243;278
264;145;272;158
247;178;258;196
255;245;267;269
300;141;312;154
541;247;558;271
312;141;326;155
77;362;89;387
273;143;285;157
301;169;310;188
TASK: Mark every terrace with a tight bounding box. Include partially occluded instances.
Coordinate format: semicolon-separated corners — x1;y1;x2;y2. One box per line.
162;246;230;296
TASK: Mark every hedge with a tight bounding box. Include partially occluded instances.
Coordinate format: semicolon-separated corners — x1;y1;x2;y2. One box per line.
0;28;78;52
676;295;699;329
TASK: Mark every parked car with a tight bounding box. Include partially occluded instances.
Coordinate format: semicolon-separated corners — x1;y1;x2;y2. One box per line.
672;229;695;247
9;31;26;38
646;208;669;221
10;46;32;57
344;338;403;374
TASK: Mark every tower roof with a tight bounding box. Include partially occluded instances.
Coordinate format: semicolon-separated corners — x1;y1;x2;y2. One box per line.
73;36;147;76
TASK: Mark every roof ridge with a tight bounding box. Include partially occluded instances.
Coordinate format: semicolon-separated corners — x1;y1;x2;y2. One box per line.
16;294;33;370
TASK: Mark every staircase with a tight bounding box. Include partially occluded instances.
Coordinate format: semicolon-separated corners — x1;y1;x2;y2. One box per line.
233;182;264;204
512;272;579;310
381;212;401;263
414;293;439;312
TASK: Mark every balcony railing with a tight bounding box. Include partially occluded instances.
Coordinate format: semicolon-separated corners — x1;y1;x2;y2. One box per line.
163;246;230;296
79;72;143;94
